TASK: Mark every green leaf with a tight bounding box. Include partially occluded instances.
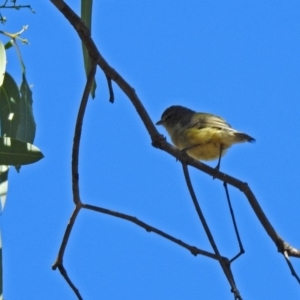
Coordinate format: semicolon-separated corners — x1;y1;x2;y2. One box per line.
4;40;13;50
0;72;21;138
16;73;36;143
0;42;6;87
81;0;96;98
0;137;43;165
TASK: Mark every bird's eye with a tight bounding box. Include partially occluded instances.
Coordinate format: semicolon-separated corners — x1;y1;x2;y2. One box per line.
165;114;172;121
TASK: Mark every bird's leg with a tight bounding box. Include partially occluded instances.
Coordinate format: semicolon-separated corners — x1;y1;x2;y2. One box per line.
215;144;223;171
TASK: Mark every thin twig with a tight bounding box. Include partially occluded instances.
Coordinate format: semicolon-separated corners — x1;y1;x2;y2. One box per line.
72;61;97;205
0;0;8;6
182;163;242;300
0;26;29;44
58;264;83;300
0;4;34;12
223;182;245;263
154;138;300;258
283;251;300;284
50;0;158;141
52;61;97;299
106;75;114;103
52;205;81;269
82;203;223;260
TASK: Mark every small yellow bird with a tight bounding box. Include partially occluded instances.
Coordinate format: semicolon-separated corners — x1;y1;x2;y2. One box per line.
156;105;255;169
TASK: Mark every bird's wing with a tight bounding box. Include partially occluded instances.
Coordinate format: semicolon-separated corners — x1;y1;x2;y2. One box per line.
190;113;232;130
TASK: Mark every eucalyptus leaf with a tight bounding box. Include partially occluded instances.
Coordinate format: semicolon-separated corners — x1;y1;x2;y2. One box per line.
0;72;21;138
0;42;6;87
0;137;43;165
81;0;96;98
16;73;36;143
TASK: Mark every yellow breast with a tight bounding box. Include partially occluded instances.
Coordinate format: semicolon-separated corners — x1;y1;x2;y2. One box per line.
169;127;234;161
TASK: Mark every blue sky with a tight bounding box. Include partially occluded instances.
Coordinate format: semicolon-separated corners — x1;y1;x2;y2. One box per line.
1;1;300;299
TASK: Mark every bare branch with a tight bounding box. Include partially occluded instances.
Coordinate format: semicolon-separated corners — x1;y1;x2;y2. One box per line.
52;62;97;297
0;4;33;11
0;1;34;12
154;137;300;258
283;251;300;284
106;75;114;103
82;203;223;260
57;264;83;300
52;205;81;270
223;182;245;263
182;163;241;300
51;0;159;141
72;61;97;205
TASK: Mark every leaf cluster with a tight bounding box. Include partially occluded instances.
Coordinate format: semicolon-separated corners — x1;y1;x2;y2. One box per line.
0;41;43;167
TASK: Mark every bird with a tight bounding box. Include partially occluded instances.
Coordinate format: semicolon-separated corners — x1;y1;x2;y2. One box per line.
156;105;255;170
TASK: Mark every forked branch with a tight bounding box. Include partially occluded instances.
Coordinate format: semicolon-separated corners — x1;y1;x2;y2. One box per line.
50;1;300;299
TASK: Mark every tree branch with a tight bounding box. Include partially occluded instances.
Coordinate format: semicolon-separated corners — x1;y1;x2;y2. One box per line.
50;1;300;299
82;203;223;260
182;163;241;299
72;61;97;205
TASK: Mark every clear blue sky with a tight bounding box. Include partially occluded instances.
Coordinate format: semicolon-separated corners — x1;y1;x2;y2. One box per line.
1;1;300;299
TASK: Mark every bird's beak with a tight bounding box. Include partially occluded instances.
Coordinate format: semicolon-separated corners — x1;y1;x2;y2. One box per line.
156;120;163;125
